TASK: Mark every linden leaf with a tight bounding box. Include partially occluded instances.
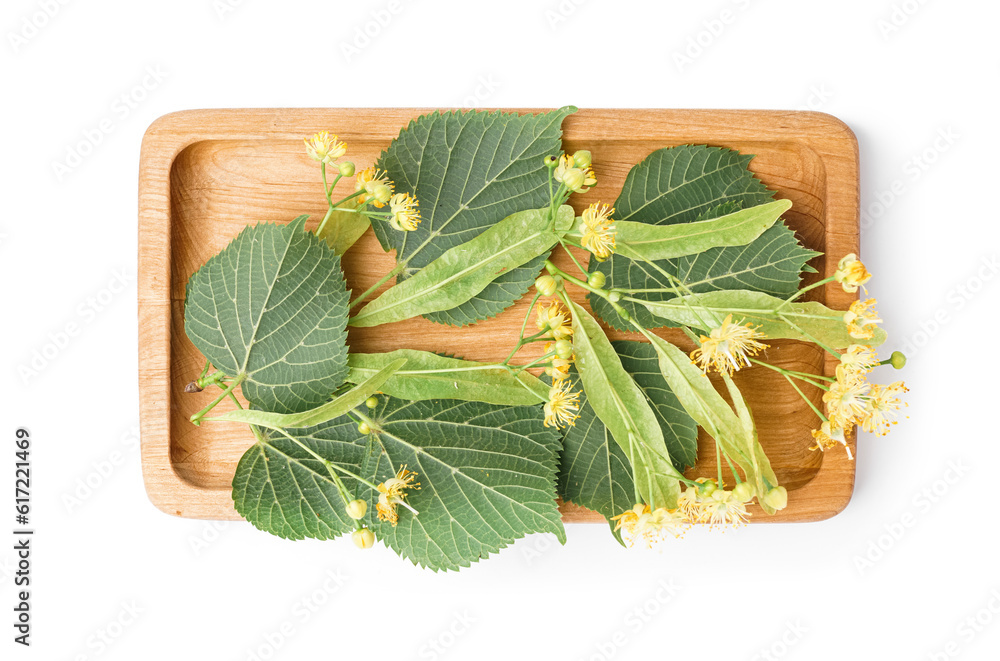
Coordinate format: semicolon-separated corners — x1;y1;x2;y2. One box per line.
374;106;577;326
184;217;351;413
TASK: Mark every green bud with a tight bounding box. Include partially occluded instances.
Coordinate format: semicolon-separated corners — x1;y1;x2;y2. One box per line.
555;339;574;360
696;478;717;498
616;307;631;322
608;291;621;303
352;528;375;549
365;396;379;409
338;161;355;177
358;422;371;435
562;168;585;192
345;499;368;519
588;271;606;289
535;275;558;297
732;482;755;503
572;150;592;168
543;155;558;168
890;351;907;369
373;184;392;204
762;486;788;510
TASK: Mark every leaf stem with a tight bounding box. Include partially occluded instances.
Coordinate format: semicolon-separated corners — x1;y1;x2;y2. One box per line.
782;373;826;421
190;374;245;426
349;262;407;310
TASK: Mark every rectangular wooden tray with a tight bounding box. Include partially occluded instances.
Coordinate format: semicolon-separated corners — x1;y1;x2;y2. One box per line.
139;108;860;524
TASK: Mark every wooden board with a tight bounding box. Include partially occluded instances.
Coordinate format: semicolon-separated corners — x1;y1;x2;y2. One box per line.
138;108;860;524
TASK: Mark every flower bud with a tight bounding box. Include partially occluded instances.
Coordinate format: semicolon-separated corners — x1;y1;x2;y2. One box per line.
352;528;375;549
345;499;368;519
762;486;788;510
732;481;755;503
373;184;392;204
890;351;907;369
358;422;371;435
338;161;355;177
572;150;592;168
562;168;585;192
535;275;558;296
365;396;379;409
696;478;717;498
543;155;558;168
588;271;606;289
555;339;574;360
616;307;631;322
608;291;621;303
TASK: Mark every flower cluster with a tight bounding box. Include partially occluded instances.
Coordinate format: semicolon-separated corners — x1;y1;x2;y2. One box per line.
810;256;907;458
553;150;597;193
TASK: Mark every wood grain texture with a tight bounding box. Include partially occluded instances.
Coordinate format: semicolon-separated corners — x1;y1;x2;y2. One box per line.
138;108;860;524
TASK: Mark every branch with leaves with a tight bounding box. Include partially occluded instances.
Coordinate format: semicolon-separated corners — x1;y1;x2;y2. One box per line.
181;107;908;569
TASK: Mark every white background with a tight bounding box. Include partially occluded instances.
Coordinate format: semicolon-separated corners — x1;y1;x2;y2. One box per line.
1;0;996;659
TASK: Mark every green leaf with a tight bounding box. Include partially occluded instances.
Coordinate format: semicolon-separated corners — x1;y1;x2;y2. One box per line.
721;372;779;514
567;300;682;510
317;202;370;256
350;206;574;327
587;144;818;330
638;330;777;499
232;424;364;540
615;199;792;262
210;358;407;428
559;341;698;535
375;107;577;326
642;290;888;349
184;217;351;414
346;350;548;406
366;398;565;571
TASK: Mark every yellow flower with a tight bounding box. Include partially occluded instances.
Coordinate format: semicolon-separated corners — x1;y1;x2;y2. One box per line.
543;342;573;380
535;300;573;340
543;378;580;428
553;154;597;193
677;487;749;528
811;420;852;459
823;371;871;429
861;381;908;436
834;253;872;293
388;192;421;231
837;344;880;380
355;167;394;208
580;203;616;260
304;131;347;164
690;314;769;375
844;299;881;340
610;504;687;548
375;466;420;526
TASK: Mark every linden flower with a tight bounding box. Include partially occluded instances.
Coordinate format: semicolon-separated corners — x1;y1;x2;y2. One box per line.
834;253;872;293
304;131;347;164
862;381;909;436
388;192;421;231
535;300;573;340
355;167;394;208
823;371;871;429
811;420;852;459
543;342;573;380
690;314;769;376
611;504;688;548
554;154;597;193
837;344;880;380
580;203;616;260
375;466;420;526
544;379;580;428
844;299;882;340
701;490;751;529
